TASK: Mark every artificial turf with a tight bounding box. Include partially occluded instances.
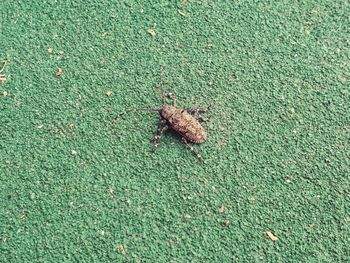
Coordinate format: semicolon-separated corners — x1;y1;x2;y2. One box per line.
1;0;349;262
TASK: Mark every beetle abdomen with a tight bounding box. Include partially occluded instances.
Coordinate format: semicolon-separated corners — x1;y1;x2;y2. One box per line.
161;105;206;144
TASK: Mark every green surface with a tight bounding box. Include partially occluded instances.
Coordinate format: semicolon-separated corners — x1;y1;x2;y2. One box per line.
1;0;349;262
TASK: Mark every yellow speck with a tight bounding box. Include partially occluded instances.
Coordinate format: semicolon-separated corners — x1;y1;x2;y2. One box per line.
118;244;126;254
107;186;113;194
266;231;278;241
147;28;156;36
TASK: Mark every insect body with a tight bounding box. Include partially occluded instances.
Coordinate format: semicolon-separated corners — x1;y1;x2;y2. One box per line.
161;104;206;144
121;66;208;159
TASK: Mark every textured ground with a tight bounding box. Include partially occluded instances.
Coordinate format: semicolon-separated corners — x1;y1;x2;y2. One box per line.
0;0;349;262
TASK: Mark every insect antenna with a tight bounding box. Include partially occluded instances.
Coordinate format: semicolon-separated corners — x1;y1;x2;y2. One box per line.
159;64;165;104
118;65;165;119
118;107;162;118
128;108;161;112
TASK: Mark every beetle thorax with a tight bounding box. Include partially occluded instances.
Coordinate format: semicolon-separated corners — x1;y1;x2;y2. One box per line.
160;104;176;119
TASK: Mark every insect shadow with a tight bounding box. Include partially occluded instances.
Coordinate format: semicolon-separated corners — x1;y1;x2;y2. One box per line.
119;66;209;160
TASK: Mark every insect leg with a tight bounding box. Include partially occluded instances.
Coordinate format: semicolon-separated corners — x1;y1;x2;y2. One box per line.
181;137;201;160
197;115;209;123
152;118;169;151
185;108;208;114
185;108;209;122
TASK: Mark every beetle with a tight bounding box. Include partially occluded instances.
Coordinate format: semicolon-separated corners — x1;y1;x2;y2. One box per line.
120;66;208;159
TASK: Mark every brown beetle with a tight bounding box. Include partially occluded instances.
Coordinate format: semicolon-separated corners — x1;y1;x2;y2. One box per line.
121;66;208;159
